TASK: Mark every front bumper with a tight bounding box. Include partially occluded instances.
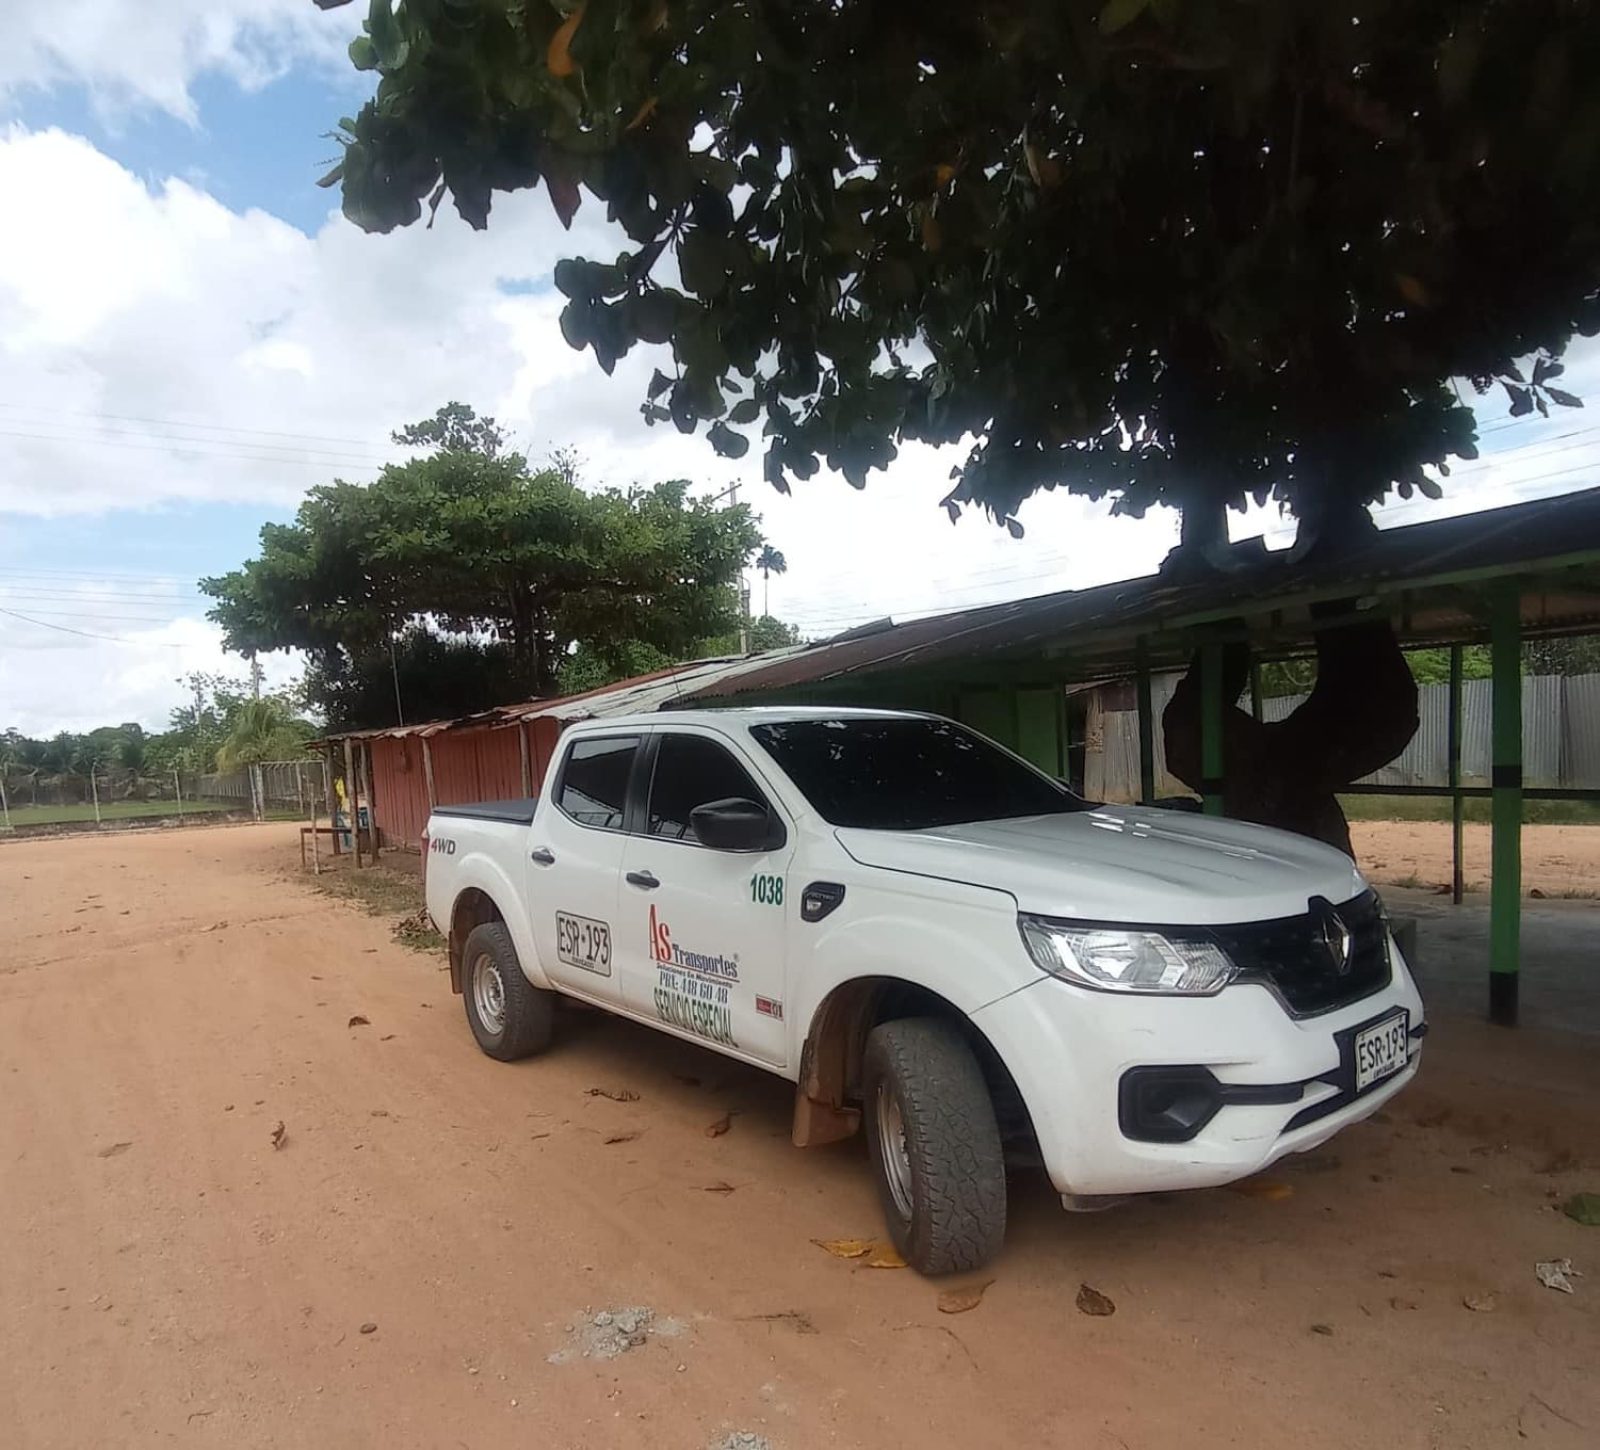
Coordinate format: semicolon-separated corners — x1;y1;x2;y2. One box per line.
970;939;1425;1197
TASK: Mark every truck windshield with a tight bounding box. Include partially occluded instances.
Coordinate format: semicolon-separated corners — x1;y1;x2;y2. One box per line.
748;717;1087;830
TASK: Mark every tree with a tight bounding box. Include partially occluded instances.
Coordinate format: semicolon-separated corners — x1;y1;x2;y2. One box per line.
203;405;764;711
215;698;316;772
755;544;787;617
307;625;519;733
323;2;1600;549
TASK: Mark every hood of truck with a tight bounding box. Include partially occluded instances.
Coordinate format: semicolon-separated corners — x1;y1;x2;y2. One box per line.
834;805;1367;925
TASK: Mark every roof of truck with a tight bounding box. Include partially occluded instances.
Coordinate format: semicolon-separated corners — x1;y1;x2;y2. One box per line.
567;705;926;732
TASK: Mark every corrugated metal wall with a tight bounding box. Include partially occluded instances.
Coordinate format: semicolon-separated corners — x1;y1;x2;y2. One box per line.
362;715;573;849
1093;672;1600;802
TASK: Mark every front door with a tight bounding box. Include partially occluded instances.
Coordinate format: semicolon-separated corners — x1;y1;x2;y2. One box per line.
617;729;794;1068
527;733;642;1005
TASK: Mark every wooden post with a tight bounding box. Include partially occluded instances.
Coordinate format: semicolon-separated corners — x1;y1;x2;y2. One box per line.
421;736;438;810
1135;638;1155;806
173;768;185;823
90;765;102;825
1200;641;1225;816
343;737;362;868
359;741;380;858
1488;584;1521;1026
1448;643;1464;906
310;791;322;876
519;723;533;797
0;772;10;832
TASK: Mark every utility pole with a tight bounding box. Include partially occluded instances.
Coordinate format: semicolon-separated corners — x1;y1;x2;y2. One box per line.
249;652;263;700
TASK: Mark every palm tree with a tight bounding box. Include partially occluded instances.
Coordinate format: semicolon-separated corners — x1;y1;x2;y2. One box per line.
215;698;313;772
755;544;787;618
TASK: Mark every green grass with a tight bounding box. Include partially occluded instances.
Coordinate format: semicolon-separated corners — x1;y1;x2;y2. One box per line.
1340;794;1600;825
1;799;229;827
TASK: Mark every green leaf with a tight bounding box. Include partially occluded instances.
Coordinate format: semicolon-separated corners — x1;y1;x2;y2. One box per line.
1546;386;1583;408
729;398;761;425
647;369;673;401
316;162;345;189
629;289;678;344
553;258;590;299
677;229;729;298
348;35;379;70
1099;0;1150;35
708;422;750;459
1563;1192;1600;1226
559;299;593;351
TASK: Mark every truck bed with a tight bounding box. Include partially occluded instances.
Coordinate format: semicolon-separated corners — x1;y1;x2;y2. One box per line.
430;798;538;825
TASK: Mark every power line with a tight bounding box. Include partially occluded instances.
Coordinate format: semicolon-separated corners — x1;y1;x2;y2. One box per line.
0;565;196;585
0;401;388;451
0;605;186;647
0;606;195;623
0;427;383;470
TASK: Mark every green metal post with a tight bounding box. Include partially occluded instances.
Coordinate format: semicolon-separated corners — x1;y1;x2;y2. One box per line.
1249;661;1264;722
1135;638;1156;805
1488;586;1521;1026
1448;643;1464;906
1201;641;1225;816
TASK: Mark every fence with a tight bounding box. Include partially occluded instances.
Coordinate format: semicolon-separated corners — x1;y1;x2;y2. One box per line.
0;759;328;829
1088;672;1600;802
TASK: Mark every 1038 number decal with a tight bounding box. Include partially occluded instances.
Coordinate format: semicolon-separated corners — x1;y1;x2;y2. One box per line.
749;873;785;907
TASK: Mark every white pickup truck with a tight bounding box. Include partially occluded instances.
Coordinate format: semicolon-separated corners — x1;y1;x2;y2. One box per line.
423;707;1423;1274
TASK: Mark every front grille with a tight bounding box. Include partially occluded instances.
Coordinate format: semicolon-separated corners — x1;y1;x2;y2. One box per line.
1211;890;1391;1017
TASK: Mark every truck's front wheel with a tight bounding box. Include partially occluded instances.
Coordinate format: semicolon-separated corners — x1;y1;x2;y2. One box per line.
461;922;553;1061
862;1017;1007;1275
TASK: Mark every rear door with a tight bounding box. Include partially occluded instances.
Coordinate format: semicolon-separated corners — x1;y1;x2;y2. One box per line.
526;733;643;1004
617;728;794;1068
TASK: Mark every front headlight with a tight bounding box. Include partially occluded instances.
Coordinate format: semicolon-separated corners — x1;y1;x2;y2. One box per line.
1018;915;1236;995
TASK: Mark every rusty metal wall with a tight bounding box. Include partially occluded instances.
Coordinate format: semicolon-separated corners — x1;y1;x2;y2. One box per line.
368;737;432;847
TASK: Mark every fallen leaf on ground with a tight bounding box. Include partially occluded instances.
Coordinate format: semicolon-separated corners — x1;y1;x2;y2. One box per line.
347;1015;370;1028
270;1121;287;1150
380;1034;396;1042
1536;1258;1580;1293
1530;887;1548;899
96;1142;132;1158
369;1109;389;1118
737;1309;817;1333
603;1131;641;1145
586;1087;640;1102
1462;1292;1497;1312
1389;1297;1418;1311
937;1279;995;1314
359;1322;377;1335
1229;1177;1294;1201
1075;1284;1116;1316
701;1181;738;1194
813;1238;874;1260
705;1112;732;1137
1310;1323;1334;1336
1562;1192;1600;1226
204;921;228;932
866;1246;907;1269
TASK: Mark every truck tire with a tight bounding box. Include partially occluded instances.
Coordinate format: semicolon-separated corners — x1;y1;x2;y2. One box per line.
461;922;554;1061
862;1016;1007;1275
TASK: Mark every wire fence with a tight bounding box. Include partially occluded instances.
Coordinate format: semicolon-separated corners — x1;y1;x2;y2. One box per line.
1088;671;1600;802
0;759;329;830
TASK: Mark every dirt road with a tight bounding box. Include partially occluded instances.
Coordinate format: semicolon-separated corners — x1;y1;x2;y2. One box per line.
2;825;1596;1449
1353;819;1600;898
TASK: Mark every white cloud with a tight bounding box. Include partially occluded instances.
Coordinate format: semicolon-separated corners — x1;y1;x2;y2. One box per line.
0;0;352;122
0;602;300;737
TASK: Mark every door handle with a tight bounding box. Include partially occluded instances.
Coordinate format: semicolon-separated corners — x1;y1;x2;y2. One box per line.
530;846;556;866
625;869;660;890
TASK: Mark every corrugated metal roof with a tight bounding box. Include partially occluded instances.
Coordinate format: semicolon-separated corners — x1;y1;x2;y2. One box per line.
685;486;1600;702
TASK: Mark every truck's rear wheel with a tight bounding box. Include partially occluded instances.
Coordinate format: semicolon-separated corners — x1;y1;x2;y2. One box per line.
461;922;553;1061
862;1017;1007;1275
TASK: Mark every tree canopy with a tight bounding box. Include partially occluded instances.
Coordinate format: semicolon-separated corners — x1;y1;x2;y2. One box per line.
202;405;763;707
323;1;1600;547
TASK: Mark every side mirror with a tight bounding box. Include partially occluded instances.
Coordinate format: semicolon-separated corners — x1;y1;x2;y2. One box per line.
690;797;784;852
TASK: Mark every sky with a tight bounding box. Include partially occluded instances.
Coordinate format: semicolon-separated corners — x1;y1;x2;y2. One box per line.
2;1;1597;738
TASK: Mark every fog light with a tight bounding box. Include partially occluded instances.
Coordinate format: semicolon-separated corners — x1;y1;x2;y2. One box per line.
1119;1067;1223;1143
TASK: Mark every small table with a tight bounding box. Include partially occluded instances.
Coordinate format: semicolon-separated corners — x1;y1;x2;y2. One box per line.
299;825;346;866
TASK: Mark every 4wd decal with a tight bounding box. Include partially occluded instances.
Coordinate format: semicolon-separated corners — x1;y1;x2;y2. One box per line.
648;904;737;1047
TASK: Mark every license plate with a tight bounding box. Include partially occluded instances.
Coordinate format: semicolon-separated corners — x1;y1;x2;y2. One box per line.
1353;1011;1410;1092
555;912;611;977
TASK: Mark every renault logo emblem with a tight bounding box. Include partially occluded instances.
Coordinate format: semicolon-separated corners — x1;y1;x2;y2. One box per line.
1310;897;1352;976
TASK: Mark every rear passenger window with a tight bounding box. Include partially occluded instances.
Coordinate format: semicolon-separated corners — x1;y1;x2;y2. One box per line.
557;736;639;829
648;734;766;842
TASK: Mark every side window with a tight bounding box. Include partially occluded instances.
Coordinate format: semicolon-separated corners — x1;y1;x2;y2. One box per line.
647;734;767;842
556;736;640;829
